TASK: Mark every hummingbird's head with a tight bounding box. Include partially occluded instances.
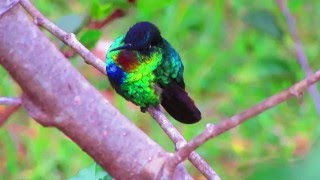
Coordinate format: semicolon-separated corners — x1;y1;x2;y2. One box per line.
110;22;163;53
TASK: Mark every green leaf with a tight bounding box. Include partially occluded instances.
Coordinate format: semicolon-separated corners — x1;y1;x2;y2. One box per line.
89;0;128;20
255;57;296;80
79;30;102;49
55;14;85;33
90;0;113;20
69;163;112;180
243;9;283;39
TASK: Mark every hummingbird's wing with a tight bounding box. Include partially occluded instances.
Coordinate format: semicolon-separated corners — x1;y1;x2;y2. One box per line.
156;40;201;124
155;40;185;88
161;81;201;124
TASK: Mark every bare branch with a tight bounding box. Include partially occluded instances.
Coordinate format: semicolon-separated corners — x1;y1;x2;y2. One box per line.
168;70;320;167
277;0;320;116
19;0;105;74
19;0;217;178
88;9;125;29
148;106;220;180
0;96;21;105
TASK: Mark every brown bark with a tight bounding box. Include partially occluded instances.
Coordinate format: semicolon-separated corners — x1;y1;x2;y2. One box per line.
0;4;190;179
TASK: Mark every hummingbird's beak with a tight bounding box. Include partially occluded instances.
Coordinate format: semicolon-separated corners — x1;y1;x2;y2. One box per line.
110;44;132;52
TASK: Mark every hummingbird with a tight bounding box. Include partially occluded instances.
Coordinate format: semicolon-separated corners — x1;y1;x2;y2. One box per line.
106;22;201;124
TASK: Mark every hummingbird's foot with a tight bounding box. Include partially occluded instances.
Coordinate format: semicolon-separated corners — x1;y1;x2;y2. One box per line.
140;107;147;113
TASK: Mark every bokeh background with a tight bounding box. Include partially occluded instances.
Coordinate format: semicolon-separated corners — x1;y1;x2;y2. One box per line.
1;0;320;179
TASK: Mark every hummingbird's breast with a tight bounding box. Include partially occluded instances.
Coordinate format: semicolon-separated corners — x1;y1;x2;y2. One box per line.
106;39;163;107
113;48;162;83
116;50;140;72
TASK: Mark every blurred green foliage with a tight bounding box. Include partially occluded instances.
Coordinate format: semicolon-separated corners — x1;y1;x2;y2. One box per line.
1;0;320;179
90;0;129;20
79;30;103;49
69;163;112;180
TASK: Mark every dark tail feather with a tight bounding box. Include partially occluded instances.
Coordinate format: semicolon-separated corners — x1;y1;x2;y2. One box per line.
160;82;201;124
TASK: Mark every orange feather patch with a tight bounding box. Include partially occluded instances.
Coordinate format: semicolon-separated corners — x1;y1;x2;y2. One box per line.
116;50;140;71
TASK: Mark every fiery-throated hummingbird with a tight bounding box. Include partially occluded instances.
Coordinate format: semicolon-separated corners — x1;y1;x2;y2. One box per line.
106;22;201;124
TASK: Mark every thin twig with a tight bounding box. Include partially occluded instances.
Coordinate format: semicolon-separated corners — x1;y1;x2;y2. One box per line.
20;0;105;74
19;0;217;178
88;9;125;29
277;0;320;116
148;106;220;180
0;96;21;105
168;70;320;167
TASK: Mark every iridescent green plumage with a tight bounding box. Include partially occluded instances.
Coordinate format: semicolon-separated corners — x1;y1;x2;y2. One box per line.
106;22;200;124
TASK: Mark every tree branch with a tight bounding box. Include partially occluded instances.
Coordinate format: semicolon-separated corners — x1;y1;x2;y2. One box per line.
168;69;320;167
19;0;105;74
0;96;21;105
88;9;125;29
19;0;217;178
277;0;320;116
148;107;220;180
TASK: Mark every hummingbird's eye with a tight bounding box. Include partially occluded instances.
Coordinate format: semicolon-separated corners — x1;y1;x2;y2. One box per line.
144;44;152;51
139;44;154;54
